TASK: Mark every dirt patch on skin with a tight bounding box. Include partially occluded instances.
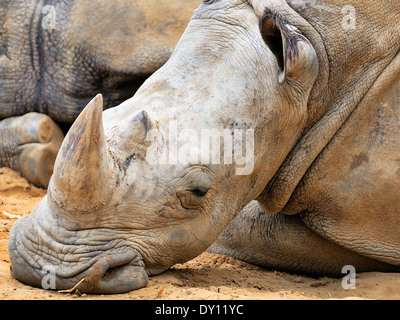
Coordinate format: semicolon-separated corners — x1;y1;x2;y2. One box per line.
1;167;400;300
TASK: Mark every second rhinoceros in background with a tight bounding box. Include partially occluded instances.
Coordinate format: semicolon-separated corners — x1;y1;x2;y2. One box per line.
0;0;198;187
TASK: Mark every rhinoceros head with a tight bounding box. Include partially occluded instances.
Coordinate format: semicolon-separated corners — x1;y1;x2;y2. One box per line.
9;0;319;293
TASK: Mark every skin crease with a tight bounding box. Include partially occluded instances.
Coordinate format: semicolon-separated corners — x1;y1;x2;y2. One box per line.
8;0;400;293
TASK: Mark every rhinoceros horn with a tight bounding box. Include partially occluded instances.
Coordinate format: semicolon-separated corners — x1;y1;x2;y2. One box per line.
48;94;116;213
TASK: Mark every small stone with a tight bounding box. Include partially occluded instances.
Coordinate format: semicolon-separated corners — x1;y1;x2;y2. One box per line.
293;277;304;283
310;279;328;287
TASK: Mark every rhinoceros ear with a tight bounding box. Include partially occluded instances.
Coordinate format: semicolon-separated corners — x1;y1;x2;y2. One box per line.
260;10;318;86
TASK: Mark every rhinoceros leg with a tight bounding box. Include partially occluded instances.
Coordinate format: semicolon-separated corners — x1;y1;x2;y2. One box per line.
208;201;400;277
0;113;64;188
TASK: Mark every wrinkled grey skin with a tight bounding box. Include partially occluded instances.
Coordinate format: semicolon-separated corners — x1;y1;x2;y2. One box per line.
9;0;400;294
0;0;198;187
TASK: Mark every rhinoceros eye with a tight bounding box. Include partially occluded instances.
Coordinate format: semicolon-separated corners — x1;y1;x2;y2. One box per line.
178;167;212;209
189;187;208;198
177;187;209;209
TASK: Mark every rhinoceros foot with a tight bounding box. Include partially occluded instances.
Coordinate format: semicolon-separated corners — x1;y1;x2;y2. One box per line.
0;112;64;188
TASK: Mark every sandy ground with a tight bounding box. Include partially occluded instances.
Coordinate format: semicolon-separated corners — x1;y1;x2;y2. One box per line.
1;167;400;300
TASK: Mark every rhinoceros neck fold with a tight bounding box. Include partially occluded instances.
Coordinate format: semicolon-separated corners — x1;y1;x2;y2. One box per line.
258;48;400;214
255;0;400;214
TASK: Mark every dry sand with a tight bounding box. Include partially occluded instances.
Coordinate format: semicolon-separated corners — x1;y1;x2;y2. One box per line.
1;167;399;300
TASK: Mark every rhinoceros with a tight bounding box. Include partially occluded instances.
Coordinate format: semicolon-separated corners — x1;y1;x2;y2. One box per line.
8;0;400;294
0;0;198;187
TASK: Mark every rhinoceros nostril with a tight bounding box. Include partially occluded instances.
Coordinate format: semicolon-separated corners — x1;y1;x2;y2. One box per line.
78;248;149;294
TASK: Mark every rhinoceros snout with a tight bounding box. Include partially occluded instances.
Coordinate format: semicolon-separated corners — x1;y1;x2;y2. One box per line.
9;216;149;294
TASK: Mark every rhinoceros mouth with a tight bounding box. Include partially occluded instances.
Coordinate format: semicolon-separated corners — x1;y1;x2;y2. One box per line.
8;210;149;294
74;247;149;294
9;236;149;294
